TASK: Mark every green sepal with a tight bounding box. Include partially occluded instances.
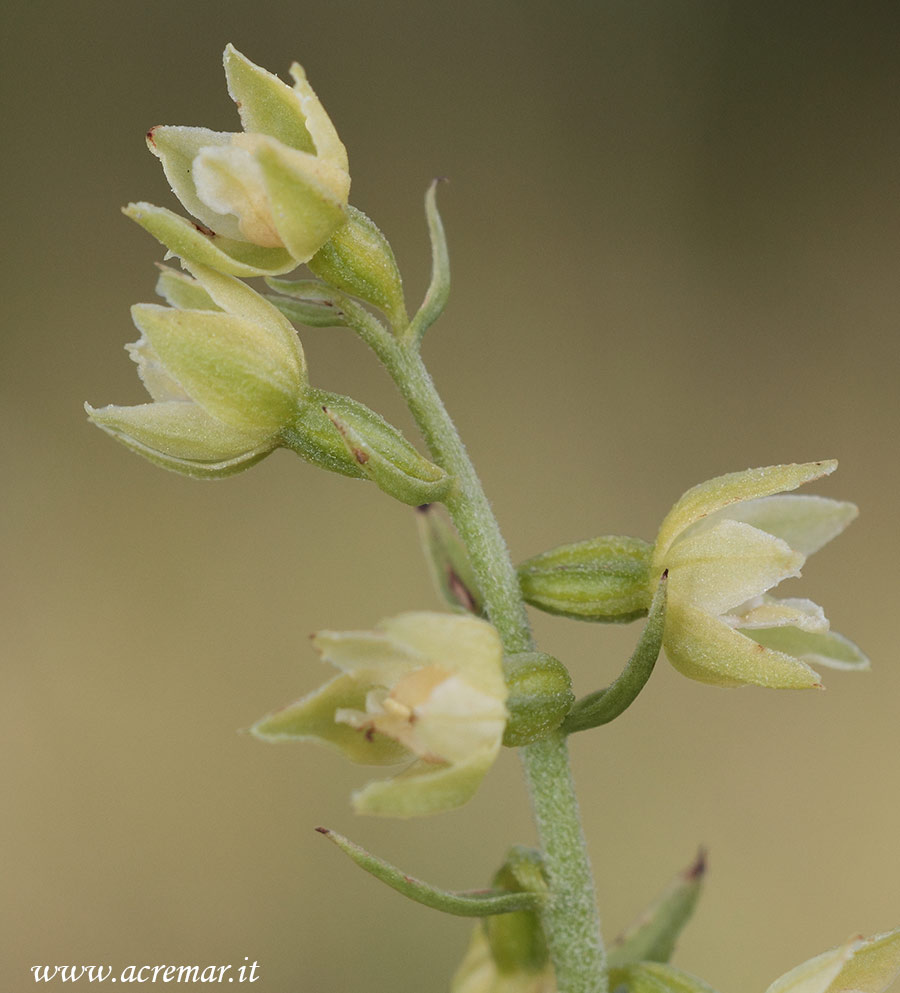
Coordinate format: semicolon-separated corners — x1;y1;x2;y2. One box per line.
484;847;550;974
155;266;221;311
253;137;349;264
323;400;453;506
351;747;496;817
409;180;450;343
265;277;352;328
415;504;484;614
562;574;667;734
518;535;653;623
130;303;303;436
308;206;408;329
607;851;706;969
85;402;273;479
223;43;316;155
316;829;544;917
610;962;721;993
249;673;409;765
124;202;297;276
502;653;574;747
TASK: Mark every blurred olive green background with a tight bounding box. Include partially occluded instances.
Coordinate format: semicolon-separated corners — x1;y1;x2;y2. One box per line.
4;1;899;990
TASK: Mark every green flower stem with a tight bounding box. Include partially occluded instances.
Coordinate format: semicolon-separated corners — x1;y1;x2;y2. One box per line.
375;337;607;993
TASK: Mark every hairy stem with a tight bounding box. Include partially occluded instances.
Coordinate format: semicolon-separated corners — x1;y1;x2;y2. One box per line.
377;338;607;993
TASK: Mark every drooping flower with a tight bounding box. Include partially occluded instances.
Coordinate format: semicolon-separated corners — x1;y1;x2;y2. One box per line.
252;612;508;817
86;260;307;478
651;461;868;688
126;45;350;277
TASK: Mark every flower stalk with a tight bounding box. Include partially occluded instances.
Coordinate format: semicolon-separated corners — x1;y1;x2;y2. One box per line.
373;336;608;993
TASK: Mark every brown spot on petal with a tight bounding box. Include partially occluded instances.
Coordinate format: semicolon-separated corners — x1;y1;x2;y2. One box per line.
192;221;216;238
353;449;369;465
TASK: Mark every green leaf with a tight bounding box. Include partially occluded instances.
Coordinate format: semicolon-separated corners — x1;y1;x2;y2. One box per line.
415;504;483;614
562;575;667;734
409;180;450;342
607;851;706;968
317;828;544;916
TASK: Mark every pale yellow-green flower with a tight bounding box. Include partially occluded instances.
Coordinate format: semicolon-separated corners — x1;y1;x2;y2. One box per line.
126;45;350;277
652;461;867;688
765;927;900;993
86;260;306;478
451;927;556;993
252;612;508;817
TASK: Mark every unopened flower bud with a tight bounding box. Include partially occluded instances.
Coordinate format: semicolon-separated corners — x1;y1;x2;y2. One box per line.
308;206;407;328
321;398;452;505
502;653;573;747
518;536;653;623
453;849;553;993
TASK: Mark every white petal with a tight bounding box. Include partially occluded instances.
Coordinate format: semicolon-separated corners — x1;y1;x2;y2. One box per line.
126;335;190;402
146;126;246;240
691;495;857;556
665;520;804;616
378;613;507;701
414;675;508;763
725;596;829;632
193;143;283;247
746;627;870;671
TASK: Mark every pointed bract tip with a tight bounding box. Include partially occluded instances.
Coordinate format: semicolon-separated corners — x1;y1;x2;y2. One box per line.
314;826;331;835
661;568;669;579
416;503;433;514
685;847;707;880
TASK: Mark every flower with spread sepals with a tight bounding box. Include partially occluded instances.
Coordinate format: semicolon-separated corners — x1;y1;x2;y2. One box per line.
251;612;508;817
86;260;307;478
126;45;350;277
765;926;900;993
651;461;868;688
